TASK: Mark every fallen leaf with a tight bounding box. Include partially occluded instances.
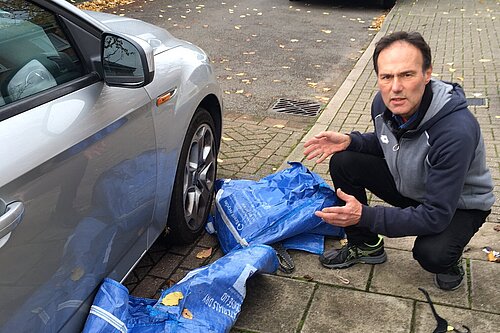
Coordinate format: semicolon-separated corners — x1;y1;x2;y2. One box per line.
448;68;456;73
217;158;224;163
322;87;331;92
282;66;290;69
290;39;299;42
307;82;318;88
221;136;233;142
182;308;193;319
321;29;332;34
456;76;464;81
472;92;483;97
244;92;252;97
161;291;184;306
302;274;314;281
446;62;454;66
235;89;244;94
71;267;84;281
196;247;213;258
279;44;285;48
234;25;241;30
235;72;246;76
479;59;492;62
166;279;177;288
273;124;285;128
273;79;281;83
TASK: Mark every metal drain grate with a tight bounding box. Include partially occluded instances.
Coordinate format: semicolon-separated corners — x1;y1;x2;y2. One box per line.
466;97;488;107
270;98;321;116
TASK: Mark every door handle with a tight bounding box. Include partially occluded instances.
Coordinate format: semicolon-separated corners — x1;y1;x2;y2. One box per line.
0;201;24;240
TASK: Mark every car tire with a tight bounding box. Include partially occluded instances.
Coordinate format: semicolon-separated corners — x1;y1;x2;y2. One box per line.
166;108;218;245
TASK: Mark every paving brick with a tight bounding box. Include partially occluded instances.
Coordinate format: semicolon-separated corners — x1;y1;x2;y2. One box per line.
149;254;183;279
131;276;165;298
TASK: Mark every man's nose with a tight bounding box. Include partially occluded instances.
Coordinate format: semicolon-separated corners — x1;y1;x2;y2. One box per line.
391;77;403;92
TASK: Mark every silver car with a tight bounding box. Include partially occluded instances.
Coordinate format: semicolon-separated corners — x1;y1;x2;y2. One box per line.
0;0;222;331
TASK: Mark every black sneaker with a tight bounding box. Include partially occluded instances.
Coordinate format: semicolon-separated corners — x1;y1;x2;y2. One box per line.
434;259;465;291
319;236;387;269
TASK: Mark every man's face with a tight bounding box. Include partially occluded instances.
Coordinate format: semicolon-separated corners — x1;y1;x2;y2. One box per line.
376;41;432;119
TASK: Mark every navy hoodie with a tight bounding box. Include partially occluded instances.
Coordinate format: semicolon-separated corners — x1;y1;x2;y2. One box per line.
347;78;495;237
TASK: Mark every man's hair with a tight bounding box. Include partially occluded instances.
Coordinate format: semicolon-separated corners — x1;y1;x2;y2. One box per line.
373;31;432;74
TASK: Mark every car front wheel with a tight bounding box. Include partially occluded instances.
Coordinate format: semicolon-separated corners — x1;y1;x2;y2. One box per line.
167;108;217;244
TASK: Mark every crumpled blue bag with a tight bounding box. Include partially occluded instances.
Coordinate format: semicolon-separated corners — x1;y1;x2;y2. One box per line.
212;162;344;254
82;244;278;333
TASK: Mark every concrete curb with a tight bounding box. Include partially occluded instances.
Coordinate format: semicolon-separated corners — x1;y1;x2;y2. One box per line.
281;7;396;170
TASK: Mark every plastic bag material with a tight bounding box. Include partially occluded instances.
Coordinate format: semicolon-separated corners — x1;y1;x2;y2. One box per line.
82;244;278;333
282;233;325;255
213;162;344;254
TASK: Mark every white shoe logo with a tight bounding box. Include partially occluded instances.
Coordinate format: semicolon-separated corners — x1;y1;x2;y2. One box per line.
380;135;389;144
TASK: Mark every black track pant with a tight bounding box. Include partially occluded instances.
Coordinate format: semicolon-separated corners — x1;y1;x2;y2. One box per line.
329;151;489;274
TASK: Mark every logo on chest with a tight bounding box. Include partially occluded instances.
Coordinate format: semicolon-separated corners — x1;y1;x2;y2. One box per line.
380;135;389;144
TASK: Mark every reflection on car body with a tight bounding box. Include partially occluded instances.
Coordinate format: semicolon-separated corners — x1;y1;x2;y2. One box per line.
0;0;222;332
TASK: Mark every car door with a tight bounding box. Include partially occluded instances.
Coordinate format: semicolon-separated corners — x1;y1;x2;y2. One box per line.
0;1;156;331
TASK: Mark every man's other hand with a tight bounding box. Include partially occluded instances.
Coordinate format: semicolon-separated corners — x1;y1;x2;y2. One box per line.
315;188;362;227
303;131;351;163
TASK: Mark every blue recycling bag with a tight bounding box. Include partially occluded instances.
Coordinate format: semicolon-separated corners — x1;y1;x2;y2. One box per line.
82;244;278;333
212;162;344;254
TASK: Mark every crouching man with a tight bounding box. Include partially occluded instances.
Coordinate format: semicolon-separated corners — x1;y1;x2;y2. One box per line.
304;31;494;291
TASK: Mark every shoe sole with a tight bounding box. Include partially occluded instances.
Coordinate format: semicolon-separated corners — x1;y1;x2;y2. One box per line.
321;251;387;269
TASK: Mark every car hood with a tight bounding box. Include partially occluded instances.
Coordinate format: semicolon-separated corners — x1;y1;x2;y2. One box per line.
84;11;183;54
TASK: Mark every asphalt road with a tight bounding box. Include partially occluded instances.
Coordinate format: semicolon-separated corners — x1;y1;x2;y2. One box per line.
113;0;387;117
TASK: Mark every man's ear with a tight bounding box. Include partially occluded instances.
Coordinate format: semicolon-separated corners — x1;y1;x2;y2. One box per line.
425;65;433;84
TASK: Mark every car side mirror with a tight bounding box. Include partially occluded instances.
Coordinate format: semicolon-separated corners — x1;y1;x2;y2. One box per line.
101;33;154;88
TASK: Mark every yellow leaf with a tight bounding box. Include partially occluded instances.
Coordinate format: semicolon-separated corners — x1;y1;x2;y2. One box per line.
217;158;224;163
182;308;193;319
448;68;456;73
273;124;285;128
290;39;299;42
279;44;285;48
479;59;492;62
236;72;246;76
235;89;244;94
307;82;318;87
322;88;331;92
282;66;290;69
234;25;241;30
321;29;332;34
456;76;464;81
161;292;184;306
221;136;233;142
196;247;213;258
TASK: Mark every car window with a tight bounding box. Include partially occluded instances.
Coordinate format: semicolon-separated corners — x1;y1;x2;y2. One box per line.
0;0;84;106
